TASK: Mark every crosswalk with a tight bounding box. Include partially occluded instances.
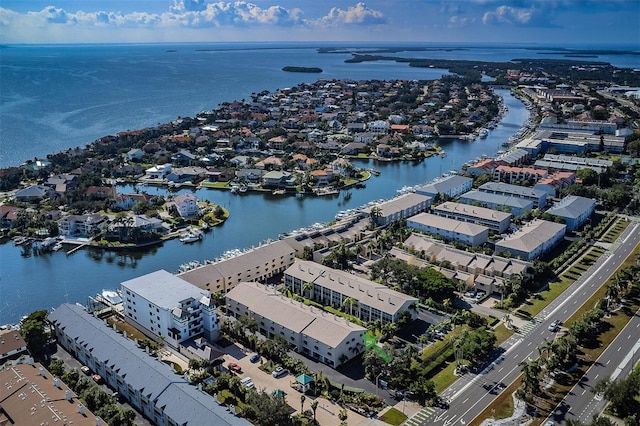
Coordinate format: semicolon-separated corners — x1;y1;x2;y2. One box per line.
402;406;436;426
516;319;539;337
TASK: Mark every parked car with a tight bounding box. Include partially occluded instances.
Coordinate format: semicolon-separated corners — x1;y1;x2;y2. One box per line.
240;377;254;389
80;366;90;375
250;353;261;363
91;374;104;384
272;366;288;378
228;362;242;373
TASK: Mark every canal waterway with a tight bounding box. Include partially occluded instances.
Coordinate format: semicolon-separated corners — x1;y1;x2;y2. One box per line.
0;89;529;324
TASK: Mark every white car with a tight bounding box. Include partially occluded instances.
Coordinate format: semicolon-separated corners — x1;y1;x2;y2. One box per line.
548;320;561;332
272;367;288;378
240;377;254;389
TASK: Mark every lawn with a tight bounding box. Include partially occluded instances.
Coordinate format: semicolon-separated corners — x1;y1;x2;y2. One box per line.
432;361;458;393
379;407;408;426
493;323;515;346
520;245;607;318
470;377;521;426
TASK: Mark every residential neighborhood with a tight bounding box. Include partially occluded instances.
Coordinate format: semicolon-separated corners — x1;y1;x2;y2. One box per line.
3;60;640;426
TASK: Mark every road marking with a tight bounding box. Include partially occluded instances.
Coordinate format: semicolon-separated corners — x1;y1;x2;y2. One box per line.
606;359;611;365
618;346;622;351
594;374;599;380
582;389;587;395
463;398;469;404
628;334;632;339
498;367;503;372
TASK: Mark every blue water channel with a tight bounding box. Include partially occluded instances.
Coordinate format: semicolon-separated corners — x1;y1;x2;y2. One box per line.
0;89;529;324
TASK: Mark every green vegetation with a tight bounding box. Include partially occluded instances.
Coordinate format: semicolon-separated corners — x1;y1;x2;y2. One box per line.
379;407;408;425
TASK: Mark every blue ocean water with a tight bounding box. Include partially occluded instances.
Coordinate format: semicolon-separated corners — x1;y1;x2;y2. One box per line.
1;42;637;168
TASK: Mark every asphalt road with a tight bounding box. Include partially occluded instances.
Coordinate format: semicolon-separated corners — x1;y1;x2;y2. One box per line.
545;306;640;424
409;221;640;426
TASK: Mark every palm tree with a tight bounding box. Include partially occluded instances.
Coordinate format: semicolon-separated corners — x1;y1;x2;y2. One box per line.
311;400;318;423
342;297;357;317
300;394;306;413
519;359;541;397
503;313;513;330
302;282;314;300
369;206;383;227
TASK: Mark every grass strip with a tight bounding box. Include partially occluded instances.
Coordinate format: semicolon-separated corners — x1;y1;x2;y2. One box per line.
379;407;408;425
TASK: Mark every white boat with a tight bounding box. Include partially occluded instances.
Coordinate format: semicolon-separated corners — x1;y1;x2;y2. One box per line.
478;128;489;138
180;232;202;243
52;242;64;251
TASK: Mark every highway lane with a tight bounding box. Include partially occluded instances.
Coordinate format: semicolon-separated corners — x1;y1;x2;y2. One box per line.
546;307;640;425
417;221;640;426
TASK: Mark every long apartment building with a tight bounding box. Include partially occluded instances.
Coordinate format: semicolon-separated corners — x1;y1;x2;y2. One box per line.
49;303;248;426
406;212;490;246
363;192;432;226
431;201;512;233
478;182;547;208
179;240;295;293
284;260;418;324
495;219;566;260
226;282;366;368
121;270;219;348
459;190;534;217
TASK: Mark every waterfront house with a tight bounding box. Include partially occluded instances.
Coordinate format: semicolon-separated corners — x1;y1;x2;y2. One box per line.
235;168;263;183
169;194;200;218
84;185;116;200
114;193;154;211
144;163;172;180
49;303;247;426
226;282;367;368
167;166;207;183
262;170;293;188
58;213;108;236
0;205;23;228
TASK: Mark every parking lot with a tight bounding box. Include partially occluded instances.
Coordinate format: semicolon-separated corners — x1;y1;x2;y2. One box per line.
223;345;371;425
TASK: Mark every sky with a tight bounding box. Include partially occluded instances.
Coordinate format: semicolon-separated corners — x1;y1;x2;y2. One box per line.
1;0;639;46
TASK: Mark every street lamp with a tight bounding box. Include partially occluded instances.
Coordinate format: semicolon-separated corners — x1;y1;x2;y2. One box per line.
375;371;385;398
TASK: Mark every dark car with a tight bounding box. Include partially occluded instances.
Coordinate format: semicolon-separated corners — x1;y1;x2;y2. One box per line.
250;353;261;363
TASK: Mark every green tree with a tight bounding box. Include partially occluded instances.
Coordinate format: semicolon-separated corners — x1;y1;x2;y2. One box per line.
20;310;49;361
244;391;293;426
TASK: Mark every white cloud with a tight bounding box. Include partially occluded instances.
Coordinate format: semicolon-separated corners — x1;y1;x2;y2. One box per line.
482;5;533;25
315;2;386;27
448;15;474;28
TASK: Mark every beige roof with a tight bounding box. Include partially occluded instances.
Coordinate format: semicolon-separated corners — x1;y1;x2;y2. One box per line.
408;212;489;237
285;260;418;316
0;363;102;425
363;193;431;217
226;283;365;347
179;240;294;287
0;329;27;358
403;233;530;277
433;201;511;222
496;219;566;253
